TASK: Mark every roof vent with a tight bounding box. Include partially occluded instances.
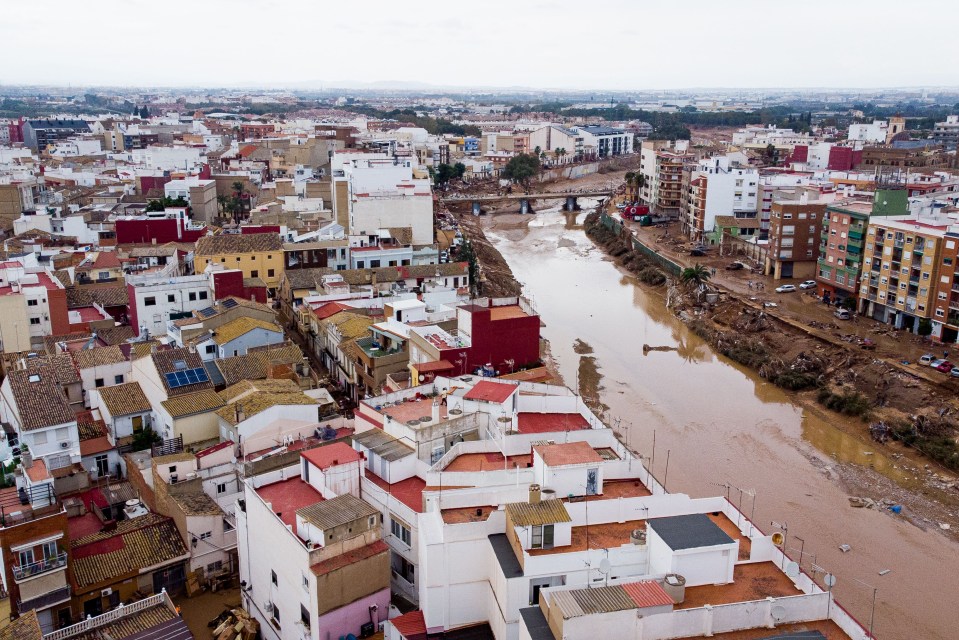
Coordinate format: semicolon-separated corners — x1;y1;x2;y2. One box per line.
27;374;40;383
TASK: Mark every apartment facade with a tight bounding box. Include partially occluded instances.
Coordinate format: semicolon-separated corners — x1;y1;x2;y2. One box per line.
194;233;285;290
817;201;871;302
681;156;758;242
764;193;828;279
639;140;696;219
858;215;947;332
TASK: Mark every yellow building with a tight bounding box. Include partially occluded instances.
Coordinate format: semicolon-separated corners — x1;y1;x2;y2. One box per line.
859;214;948;331
194;233;285;290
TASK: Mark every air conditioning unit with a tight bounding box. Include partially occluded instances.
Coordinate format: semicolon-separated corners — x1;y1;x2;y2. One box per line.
60;442;70;449
264;602;274;614
101;587;112;597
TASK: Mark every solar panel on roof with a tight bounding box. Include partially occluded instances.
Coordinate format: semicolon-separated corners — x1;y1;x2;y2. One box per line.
221;298;238;309
165;367;209;389
199;307;216;318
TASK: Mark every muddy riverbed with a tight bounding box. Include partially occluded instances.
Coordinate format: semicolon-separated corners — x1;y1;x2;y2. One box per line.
483;203;958;640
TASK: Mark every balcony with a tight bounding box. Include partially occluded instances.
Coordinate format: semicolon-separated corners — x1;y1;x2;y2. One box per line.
13;551;67;581
17;584;71;614
848;230;864;241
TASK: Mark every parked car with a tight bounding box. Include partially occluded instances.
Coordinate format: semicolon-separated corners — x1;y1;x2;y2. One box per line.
920;353;936;365
950;366;959;378
690;249;706;257
725;262;745;271
931;358;948;369
834;309;851;320
775;284;797;293
799;280;817;289
936;360;954;373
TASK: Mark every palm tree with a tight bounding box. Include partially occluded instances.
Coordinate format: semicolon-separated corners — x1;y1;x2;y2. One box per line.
680;263;711;290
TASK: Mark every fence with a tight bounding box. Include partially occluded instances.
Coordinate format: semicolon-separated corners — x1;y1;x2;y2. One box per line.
600;212;682;276
43;591;172;640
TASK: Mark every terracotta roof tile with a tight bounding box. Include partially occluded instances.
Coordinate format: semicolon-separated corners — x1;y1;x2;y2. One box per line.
170;492;223;516
216;391;317;426
161;389;225;418
464;380;517;404
211;316;282;346
214;343;304;386
622;580;675;609
97;382;151;417
151;347;213;396
389;610;426;639
300;442;362;471
6;366;75;431
73;345;126;370
195;232;283;256
0;610;42;640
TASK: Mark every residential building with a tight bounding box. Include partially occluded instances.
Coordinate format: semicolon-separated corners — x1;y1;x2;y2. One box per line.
528;126;583;162
236;449;390;640
0;263;70;341
574;125;634;158
858;211;950;331
817;200;872;303
764;191;828;279
22;119;91;151
91;381;153;448
0;366;81;484
131;347;222;445
167;295;275;348
860;143;954;170
199;316;284;359
0;462;71;633
194;233;284;290
639;140;696;219
932;114;959;151
127;265;212;339
847;120;889;144
680;156;758;242
164;178;218;222
72;345;132;407
931;229;959;343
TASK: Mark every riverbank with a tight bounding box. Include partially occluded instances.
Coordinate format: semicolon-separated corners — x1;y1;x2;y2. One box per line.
582;208;959;541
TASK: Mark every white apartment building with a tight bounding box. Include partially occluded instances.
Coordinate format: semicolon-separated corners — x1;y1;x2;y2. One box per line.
682;156;758;241
127;263;212;338
731;125;812;150
847;120;889;144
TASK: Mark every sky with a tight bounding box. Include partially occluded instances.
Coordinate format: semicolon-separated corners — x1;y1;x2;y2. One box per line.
2;0;957;91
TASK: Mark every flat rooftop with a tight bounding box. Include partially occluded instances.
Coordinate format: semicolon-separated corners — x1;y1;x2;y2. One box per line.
489;305;529;321
243;426;352;461
528;519;646;556
677;562;802;610
255;477;323;531
444;452;531;472
675;620;851;640
380;397;448;425
443;504;498;525
366;471;426;513
516;412;590;434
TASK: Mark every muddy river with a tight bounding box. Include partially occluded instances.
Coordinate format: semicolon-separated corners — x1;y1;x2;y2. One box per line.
486;203;957;640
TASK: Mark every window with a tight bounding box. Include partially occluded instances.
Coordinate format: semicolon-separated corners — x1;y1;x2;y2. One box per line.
782;225;795;235
42;541;58;560
199;291;208;300
356;261;365;269
783;213;793;219
271;602;280;627
34;431;48;445
250;270;258;278
809;225;816;234
205;345;215;354
144;296;156;306
302;572;310;591
216;482;227;495
200;531;211;540
114;374;123;384
936;309;945;317
267;269;275;278
390;518;412;546
300;604;310;628
207;560;223;574
370;260;381;268
271;570;278;586
798;213;807;220
836;273;845;285
189;292;197;302
223;518;234;532
27;299;38;306
530;524;555;550
30;318;40;325
806;250;813;257
95;378;104;388
236;257;241;262
167;294;176;303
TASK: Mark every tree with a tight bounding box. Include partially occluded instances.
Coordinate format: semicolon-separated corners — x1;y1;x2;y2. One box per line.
459;239;480;297
501;153;540;191
453;162;467;179
435;163;455;185
918;318;933;337
139;105;150;119
680;263;711;290
131;427;162;452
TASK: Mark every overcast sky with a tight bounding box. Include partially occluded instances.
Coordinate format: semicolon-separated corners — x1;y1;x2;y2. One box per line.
2;0;956;91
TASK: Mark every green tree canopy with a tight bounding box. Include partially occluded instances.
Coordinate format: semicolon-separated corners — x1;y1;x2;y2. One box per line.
501;153;541;190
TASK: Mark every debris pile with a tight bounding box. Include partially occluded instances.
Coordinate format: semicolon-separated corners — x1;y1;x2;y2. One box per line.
209;608;259;640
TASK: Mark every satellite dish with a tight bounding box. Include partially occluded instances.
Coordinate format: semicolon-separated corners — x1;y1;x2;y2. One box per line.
824;573;837;588
785;562;800;578
598;558;611;575
771;532;785;546
419;374;425;382
771;605;786;622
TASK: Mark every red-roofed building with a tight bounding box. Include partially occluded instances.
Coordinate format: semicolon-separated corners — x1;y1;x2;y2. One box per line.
622;580;675;609
388;610;427;640
301;442;364;499
464;380;517;405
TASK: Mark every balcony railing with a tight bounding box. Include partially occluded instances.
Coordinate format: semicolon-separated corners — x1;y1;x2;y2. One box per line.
17;584;70;614
13;551;67;581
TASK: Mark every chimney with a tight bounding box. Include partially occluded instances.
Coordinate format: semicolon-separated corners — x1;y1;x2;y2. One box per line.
235;402;245;424
432;400;441;423
529;483;542;504
21;448;33;472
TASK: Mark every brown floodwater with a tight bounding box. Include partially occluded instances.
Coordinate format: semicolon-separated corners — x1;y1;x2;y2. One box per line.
487;204;958;640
